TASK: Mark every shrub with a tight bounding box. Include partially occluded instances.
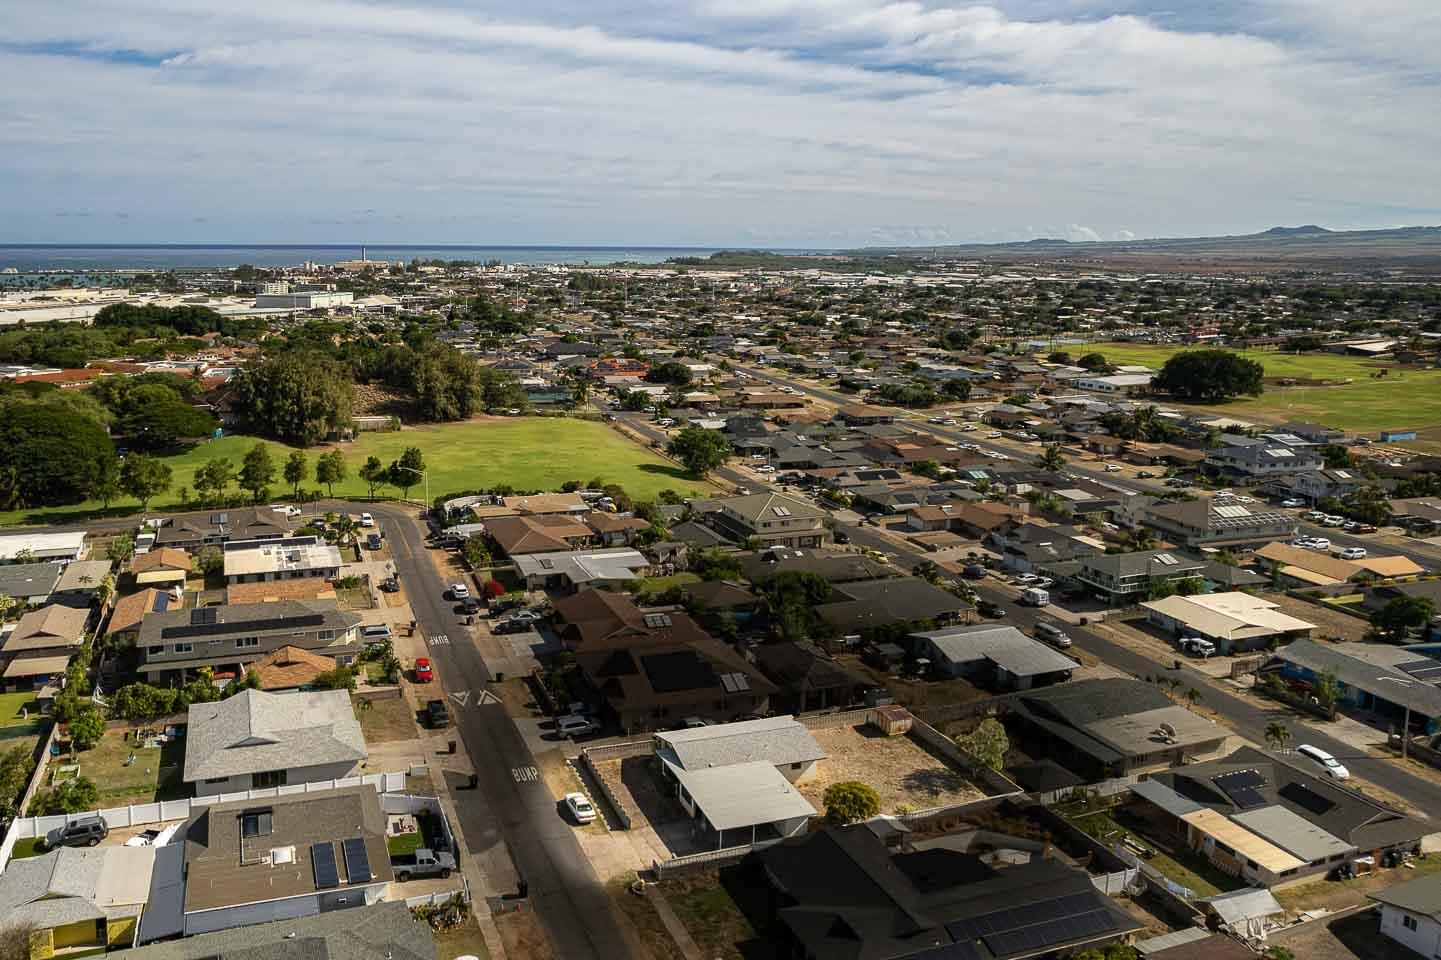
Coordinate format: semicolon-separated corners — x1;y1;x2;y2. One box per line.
823;781;881;825
69;708;105;750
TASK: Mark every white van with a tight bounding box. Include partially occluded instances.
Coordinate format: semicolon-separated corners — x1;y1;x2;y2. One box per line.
1033;621;1072;648
1296;744;1350;780
1019;587;1050;607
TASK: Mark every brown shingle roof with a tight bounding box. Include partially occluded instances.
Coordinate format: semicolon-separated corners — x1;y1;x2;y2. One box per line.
131;548;193;574
250;645;335;689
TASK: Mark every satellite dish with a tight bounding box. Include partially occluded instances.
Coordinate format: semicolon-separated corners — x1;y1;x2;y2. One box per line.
1160;722;1178;738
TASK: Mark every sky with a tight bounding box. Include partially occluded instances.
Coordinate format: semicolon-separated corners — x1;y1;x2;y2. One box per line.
3;0;1440;247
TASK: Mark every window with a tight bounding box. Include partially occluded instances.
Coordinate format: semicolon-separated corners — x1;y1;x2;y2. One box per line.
241;810;273;838
205;777;228;785
147;645;164;655
173;643;193;654
1403;914;1418;931
791;762;803;770
236;637;259;649
254;770;287;788
318;630;335;641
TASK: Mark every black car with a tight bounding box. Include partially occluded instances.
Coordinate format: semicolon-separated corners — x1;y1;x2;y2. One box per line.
977;599;1006;618
833;530;851;544
43;815;109;849
962;564;987;580
425;699;450;728
460;597;482;615
366;533;383;550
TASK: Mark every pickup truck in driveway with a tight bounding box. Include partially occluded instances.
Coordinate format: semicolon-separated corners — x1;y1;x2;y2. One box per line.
391;848;456;881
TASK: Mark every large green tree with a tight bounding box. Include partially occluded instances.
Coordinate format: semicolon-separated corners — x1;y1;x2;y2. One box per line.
1152;350;1265;402
1371;596;1435;643
666;427;730;477
119;454;174;511
315;450;347;497
359;456;388;499
389;446;425;498
283;450;309;499
0;394;115;507
238;442;276;503
231;352;353;446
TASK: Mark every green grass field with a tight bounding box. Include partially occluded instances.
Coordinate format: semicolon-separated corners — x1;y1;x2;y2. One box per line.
0;417;714;527
1087;342;1441;433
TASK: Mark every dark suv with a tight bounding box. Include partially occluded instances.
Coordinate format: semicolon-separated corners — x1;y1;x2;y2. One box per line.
43;815;109;849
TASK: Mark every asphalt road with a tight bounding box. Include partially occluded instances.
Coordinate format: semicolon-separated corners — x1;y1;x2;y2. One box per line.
369;502;630;960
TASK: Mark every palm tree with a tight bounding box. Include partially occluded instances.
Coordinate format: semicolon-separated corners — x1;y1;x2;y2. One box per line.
1127;527;1158;551
1264;720;1292;753
1184;687;1201;707
332;515;359;546
1036;444;1067;473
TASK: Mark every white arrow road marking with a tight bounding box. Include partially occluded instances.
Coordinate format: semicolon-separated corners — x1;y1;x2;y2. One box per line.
449;690;472;707
477;690;501;705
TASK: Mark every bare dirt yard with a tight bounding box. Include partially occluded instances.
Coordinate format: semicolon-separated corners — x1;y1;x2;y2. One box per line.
802;724;985;814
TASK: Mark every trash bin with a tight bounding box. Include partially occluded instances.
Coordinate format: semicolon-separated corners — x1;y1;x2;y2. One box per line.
468;773;479;789
494;672;505;683
448;740;456;755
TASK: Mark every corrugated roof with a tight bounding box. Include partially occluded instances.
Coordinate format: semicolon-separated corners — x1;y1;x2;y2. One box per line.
672;760;816;831
1180;809;1305;873
1231;805;1355;862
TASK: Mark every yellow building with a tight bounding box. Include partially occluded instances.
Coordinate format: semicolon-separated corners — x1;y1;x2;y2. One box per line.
0;846;154;957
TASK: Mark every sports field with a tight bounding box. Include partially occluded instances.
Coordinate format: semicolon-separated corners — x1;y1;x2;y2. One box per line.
1086;342;1441;434
0;417;713;527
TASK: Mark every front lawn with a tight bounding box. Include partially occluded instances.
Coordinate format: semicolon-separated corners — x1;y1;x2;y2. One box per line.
74;730;187;807
632;572;701;601
0;692;43;726
0;418;716;527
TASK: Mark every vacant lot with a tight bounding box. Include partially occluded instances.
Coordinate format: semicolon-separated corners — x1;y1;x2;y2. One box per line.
0;417;714;527
1088;342;1441;433
802;725;984;814
355;695;419;744
78;730;186;806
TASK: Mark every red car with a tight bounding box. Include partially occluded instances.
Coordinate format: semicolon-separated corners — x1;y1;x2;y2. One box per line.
414;657;434;683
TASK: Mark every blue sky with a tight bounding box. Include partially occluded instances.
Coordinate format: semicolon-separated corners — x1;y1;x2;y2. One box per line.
3;0;1439;246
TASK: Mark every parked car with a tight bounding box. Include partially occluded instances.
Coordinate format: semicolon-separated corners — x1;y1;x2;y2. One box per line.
493;617;534;635
1335;546;1368;560
379;577;400;593
1018;587;1050;607
414;657;434;683
360;512;375;527
564;792;598;824
962;564;988;580
1356;524;1378;533
1011;574;1040;587
977;599;1006;618
392;848;456;881
1103;463;1122;473
461;597;482;615
43;815;109;850
1136;471;1157;479
1296;744;1350;780
449;583;470;601
1322;515;1347;527
366;533;383;551
361;624;393;645
1033;621;1073;649
425;699;450;728
1281;499;1307;508
833;530;851;545
1179;637;1216;658
556;715;599;739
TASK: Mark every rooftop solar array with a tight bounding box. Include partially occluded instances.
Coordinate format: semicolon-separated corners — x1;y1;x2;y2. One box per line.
641;650;719;693
1397;658;1441;683
1214;769;1268;809
720;671;752;693
1280;781;1337;816
311;842;339;890
161;612;326;640
643;613;674;628
341;837;372;882
947;892;1119;957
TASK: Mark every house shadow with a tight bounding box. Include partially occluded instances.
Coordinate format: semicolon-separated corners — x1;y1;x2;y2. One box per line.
719;859;790;960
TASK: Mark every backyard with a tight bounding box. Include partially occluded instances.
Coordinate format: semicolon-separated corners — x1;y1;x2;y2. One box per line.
73;729;187;807
0;691;46;765
1086;342;1441;434
1064;805;1244;898
0;417;717;527
801;724;986;815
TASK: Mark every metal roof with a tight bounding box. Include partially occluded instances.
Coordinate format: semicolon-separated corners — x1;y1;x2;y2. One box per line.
913;624;1079;677
671;760;817;831
1232;804;1355;863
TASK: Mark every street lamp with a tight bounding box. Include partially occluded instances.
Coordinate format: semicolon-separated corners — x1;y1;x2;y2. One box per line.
1376;675;1416;759
393;465;429;508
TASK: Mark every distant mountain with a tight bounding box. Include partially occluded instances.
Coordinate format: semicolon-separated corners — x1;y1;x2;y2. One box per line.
853;225;1441;275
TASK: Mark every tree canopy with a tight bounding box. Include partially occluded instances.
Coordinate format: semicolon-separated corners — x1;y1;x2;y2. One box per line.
1152;350;1265;402
231;352;354;446
666;427;730;477
0;392;115;507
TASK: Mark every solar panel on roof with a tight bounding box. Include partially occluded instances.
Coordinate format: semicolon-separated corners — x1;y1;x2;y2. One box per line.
1214;769;1268;809
311;842;339;889
641;650;718;693
1397;659;1441;682
1280;781;1337;815
161;612;326;640
190;607;218;626
341;837;372;882
983;910;1119;956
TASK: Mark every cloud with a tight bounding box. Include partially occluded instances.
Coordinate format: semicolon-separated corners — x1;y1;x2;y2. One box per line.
1;0;1438;244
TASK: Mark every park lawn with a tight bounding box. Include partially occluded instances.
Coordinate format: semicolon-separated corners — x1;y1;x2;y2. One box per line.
75;730;187;807
0;417;717;528
1087;342;1441;432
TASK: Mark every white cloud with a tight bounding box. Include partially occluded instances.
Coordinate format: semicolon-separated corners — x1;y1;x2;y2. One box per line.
1;0;1438;244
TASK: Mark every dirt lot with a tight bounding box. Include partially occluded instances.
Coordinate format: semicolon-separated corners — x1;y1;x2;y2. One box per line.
802;725;985;814
1271;908;1421;960
355;694;421;743
1276;854;1441;915
1270;593;1371;642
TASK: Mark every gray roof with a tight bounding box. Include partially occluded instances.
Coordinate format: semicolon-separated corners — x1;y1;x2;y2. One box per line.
54;559;114;593
1130;778;1203;819
119;901;435;960
1370;870;1441;920
137;600;361;648
1273;638;1441;719
0;846;155;928
1231;805;1355;862
655;716;826;771
912;624;1079;677
1083;550;1205;579
183;689;367;782
0;562;63;598
669;760;816;831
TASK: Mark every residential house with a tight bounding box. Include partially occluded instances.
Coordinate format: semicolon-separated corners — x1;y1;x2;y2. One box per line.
1206;433;1324;478
0;530;88;563
130;548;194;588
1266;468;1364;503
484;514;595;557
1066;550;1208;604
223;536;343;584
1370;871;1441;958
652;716;826;847
107;588;178;645
552;589;774;730
183;688;367;795
1252;542;1368;588
753;640;872;713
1007;678;1230;779
699;492;829;549
512;547;650;592
249;645;340;691
54;559;114;598
135;600;362;684
156;786;393;937
815;577;974;635
1074;373;1154;395
1268;639;1441;735
755;824;1143;960
1141;592;1315;654
1139;498;1297;550
1277;421;1346;445
911;624;1077;691
118;901;435;960
1135;746;1429;887
1;602;89;690
153;509;295;550
741;547;895;585
836;404;896;426
587;513;652;546
987;521;1101;574
0;562;63;607
0;846;157;955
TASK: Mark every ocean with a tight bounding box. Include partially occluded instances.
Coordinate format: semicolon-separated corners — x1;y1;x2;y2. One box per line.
0;243;729;274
